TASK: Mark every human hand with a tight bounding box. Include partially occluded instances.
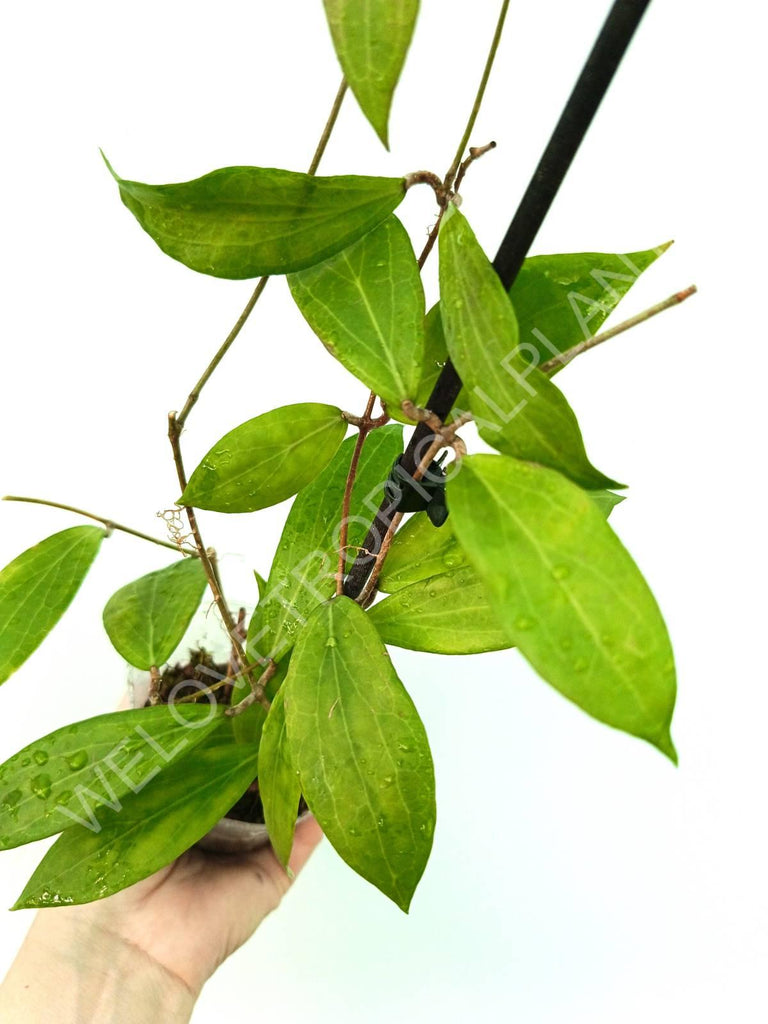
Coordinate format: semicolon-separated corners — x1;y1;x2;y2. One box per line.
0;816;323;1022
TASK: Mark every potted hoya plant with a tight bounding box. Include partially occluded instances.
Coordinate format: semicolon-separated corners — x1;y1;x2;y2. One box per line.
0;0;693;914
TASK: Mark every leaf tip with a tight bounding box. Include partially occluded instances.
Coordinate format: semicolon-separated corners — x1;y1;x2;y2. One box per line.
99;149;120;181
655;729;678;765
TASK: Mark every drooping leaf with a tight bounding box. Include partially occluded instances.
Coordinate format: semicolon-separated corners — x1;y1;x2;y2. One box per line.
387;302;451;424
438;206;620;490
510;244;671;369
245;425;403;666
0;526;104;686
288;217;425;411
102;558;208;669
104;154;407;279
0;704;224;850
322;0;420;147
179;403;347;513
369;566;510;654
258;686;301;868
13;725;259;908
283;597;435;911
448;454;677;759
378;512;468;593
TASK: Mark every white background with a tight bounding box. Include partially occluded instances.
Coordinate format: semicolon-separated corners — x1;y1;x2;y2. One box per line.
1;1;766;1021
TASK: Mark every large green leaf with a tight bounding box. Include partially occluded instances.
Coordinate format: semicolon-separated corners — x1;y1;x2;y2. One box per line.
102;558;208;669
283;597;435;911
179;403;347;513
0;526;104;686
510;244;671;369
421;243;669;393
0;704;224;850
105;155;407;279
378;513;468;593
258;686;301;868
369;566;510;654
288;217;425;411
13;725;259;908
438;206;620;490
245;425;403;666
323;0;419;147
378;489;621;595
448;454;677;759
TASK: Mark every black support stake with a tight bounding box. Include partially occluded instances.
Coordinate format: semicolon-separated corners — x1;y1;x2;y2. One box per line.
343;0;652;600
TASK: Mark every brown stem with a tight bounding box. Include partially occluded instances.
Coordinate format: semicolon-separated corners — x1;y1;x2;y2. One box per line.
1;495;199;557
167;412;247;670
337;392;377;596
453;140;497;194
541;285;698;374
226;660;276;717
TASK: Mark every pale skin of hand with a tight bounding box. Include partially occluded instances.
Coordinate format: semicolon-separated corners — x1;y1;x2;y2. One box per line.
0;815;323;1022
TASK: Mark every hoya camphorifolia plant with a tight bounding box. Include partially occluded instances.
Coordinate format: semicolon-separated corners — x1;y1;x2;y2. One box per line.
0;0;694;913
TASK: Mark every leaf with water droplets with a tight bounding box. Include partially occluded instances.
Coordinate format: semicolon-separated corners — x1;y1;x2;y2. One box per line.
378;490;621;595
284;596;435;911
180;403;347;513
258;686;300;868
448;454;677;760
369;564;510;654
102;557;208;669
322;0;419;147
0;705;224;850
438;206;621;490
289;216;425;412
246;425;403;666
510;244;671;370
378;513;469;593
0;526;104;686
13;724;259;908
105;155;407;278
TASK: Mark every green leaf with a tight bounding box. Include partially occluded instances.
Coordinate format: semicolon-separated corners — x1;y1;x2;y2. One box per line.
179;403;347;513
0;704;224;850
379;488;623;595
104;155;407;279
589;489;626;517
322;0;419;147
13;725;259;908
448;454;677;760
438;206;620;491
102;558;208;669
510;244;671;369
387;302;451;424
288;217;425;411
378;512;468;593
284;597;435;911
369;566;510;654
253;570;268;603
246;425;403;666
0;526;104;686
258;686;300;868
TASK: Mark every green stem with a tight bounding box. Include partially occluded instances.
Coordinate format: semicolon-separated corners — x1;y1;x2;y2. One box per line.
1;495;198;556
444;0;511;190
174;78;348;430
